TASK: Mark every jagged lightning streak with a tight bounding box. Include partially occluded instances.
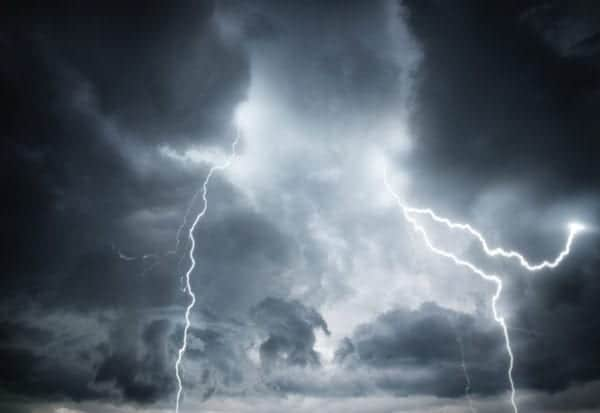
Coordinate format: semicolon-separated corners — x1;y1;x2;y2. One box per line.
456;333;476;413
445;312;476;413
174;131;240;413
402;206;583;271
384;170;584;413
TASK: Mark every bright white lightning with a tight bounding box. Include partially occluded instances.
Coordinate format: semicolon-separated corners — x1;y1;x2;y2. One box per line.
402;206;583;271
384;170;584;413
174;131;240;413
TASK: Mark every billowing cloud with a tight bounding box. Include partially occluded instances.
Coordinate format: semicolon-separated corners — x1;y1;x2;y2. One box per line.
251;297;330;369
2;1;600;413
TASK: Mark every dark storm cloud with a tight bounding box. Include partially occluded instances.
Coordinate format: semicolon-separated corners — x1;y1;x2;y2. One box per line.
508;240;600;393
252;297;329;369
95;318;175;403
3;1;600;412
1;0;255;407
0;313;105;401
0;312;179;405
190;211;297;317
58;248;178;310
183;322;256;400
398;0;600;397
3;1;249;147
524;1;600;57
335;302;508;397
402;0;600;209
1;0;252;303
0;347;98;401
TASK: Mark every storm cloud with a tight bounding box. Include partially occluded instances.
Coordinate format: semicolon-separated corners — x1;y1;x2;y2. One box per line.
2;1;600;413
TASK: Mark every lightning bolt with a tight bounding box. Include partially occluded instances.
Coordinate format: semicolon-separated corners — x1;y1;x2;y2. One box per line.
445;312;476;413
401;206;582;271
174;130;240;413
384;170;584;413
456;332;476;413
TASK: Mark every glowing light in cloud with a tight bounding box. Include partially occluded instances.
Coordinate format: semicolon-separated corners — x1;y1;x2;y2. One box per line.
234;100;261;132
568;221;586;234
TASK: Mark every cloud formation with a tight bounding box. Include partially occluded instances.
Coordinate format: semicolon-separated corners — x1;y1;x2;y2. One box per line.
2;1;600;413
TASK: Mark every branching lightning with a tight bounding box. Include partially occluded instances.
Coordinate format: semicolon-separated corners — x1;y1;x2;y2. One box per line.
384;170;584;413
401;206;583;271
174;130;240;413
115;247;176;276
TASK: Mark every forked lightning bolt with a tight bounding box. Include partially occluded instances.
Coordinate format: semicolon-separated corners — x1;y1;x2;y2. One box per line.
174;131;240;413
384;170;584;413
401;206;582;271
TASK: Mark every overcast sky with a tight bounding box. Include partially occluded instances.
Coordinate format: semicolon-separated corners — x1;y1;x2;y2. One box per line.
2;1;600;413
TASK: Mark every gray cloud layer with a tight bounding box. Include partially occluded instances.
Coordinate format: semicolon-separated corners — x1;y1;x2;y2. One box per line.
2;1;600;413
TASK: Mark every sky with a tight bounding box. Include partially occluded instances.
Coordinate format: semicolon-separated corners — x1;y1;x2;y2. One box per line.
2;1;600;412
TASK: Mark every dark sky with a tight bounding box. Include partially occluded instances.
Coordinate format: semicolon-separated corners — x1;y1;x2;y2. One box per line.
2;1;600;412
